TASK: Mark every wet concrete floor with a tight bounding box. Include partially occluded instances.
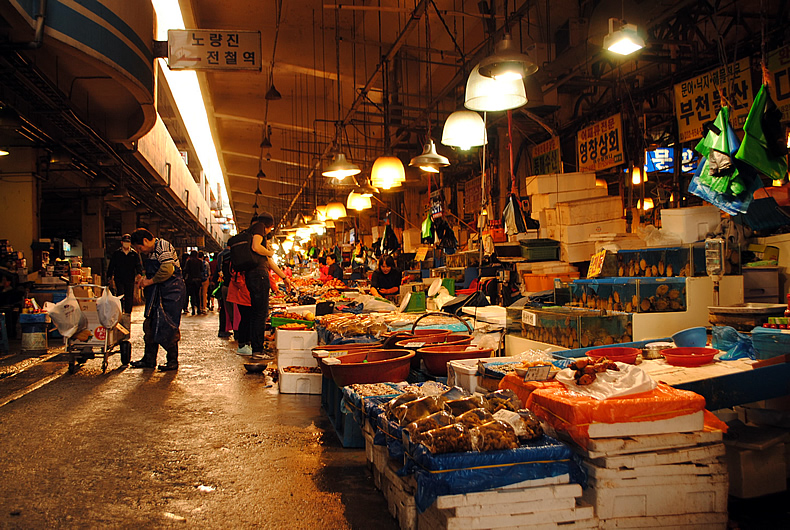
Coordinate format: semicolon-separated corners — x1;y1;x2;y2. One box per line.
0;308;397;529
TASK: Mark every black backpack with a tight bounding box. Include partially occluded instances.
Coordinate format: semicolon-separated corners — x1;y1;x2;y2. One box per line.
227;230;257;272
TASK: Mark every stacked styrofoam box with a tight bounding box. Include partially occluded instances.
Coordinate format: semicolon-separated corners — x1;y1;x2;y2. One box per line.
276;328;320;394
417;475;597;530
527;172;625;264
574;430;729;529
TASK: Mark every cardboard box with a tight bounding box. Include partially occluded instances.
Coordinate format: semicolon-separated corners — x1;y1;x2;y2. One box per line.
559;218;627;244
526;171;596;195
557;195;623;225
402;228;421;253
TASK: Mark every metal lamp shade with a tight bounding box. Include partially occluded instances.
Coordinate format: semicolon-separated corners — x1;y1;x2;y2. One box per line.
465;64;527;112
441;110;487;150
409;138;450;172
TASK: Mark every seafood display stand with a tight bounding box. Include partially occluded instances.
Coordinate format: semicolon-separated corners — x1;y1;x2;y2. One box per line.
65;285;131;373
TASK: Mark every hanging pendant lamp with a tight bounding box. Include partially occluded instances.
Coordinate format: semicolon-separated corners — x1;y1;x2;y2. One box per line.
442;110;487;150
477;34;538;81
326;201;347;220
346;191;372;211
409;138;450;173
465;64;527;112
371;156;405;190
322;152;361;179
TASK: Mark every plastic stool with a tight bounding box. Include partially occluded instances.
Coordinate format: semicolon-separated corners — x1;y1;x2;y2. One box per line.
0;312;9;354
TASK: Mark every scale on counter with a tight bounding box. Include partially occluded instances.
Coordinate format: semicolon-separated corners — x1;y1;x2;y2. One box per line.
705;238;726;306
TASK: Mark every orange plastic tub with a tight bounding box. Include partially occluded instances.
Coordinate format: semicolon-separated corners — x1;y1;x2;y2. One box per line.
418;346;493;376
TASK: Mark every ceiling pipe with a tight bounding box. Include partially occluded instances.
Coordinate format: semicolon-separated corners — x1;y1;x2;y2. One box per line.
3;0;47;50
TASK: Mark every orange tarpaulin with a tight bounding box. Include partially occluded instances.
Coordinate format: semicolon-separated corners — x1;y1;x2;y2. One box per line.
500;374;715;448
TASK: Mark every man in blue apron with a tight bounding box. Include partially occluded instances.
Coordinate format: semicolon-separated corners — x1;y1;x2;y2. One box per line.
129;228;187;371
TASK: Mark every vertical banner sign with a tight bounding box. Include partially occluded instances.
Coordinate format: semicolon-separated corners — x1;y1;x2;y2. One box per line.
767;45;790;122
577;113;624;172
168;30;262;70
531;137;562;175
673;57;753;143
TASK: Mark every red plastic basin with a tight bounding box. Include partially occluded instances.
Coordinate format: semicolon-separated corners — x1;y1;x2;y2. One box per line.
419;347;493;376
382;329;450;348
329;349;415;387
312;342;382;378
587;347;641;364
661;347;718;367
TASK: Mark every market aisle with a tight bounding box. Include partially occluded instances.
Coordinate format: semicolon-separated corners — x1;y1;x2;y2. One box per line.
0;307;396;529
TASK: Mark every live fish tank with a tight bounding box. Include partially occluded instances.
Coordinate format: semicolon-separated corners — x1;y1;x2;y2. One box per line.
615;248;693;278
567;277;687;313
570;278;638;313
636;277;687;313
519;306;632;349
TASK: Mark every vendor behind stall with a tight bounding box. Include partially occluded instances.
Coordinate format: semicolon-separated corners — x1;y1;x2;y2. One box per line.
370;255;402;301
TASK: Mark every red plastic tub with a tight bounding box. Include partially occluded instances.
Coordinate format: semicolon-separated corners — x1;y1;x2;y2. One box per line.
586;347;641;364
396;332;463;370
418;346;493;376
661;347;718;367
382;329;451;348
329;349;415;387
312;342;382;378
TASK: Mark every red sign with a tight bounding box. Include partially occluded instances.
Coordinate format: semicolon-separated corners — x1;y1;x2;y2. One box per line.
94;326;107;341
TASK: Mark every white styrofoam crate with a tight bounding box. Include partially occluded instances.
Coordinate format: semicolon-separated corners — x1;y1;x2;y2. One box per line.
526;172;596;196
275;329;318;351
447;356;524;394
660;204;722;244
598;512;728;529
560;218;627;244
588;440;725;469
587;410;705;439
277;349;317;368
581;475;728;519
278;366;322;394
580;430;722;459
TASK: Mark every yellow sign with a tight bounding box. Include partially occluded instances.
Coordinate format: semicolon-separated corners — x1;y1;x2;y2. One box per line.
587;250;607;278
673;57;753;143
414;247;430;262
532;137;562;175
768;45;790;122
577;113;623;172
168;29;261;70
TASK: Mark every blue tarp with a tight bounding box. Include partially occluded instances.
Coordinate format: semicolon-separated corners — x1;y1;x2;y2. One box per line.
407;435;585;512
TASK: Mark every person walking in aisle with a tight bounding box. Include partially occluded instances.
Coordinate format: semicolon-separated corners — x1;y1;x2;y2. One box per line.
106;234;142;315
183;250;204;315
200;252;211;313
213;245;231;337
129;228;187;371
247;212;291;360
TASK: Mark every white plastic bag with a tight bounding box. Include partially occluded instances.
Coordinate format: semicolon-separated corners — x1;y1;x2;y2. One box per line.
97;286;123;328
45;287;84;339
555;362;657;400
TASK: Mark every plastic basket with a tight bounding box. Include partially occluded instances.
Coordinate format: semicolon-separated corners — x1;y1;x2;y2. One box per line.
270;316;316;329
520;238;560;261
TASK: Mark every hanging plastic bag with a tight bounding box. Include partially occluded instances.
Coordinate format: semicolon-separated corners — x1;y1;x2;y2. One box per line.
45;287;84;339
97;286;123;329
712;326;756;360
421;215;434;245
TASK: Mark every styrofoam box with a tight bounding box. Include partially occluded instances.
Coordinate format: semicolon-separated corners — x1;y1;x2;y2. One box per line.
278;349;317;368
526;172;596;195
557;195;624;225
278;366;322;394
448;356;524;394
560;218;627;244
284;304;317;316
531;187;607;216
561;241;596;263
275;329;318;351
660;205;722;244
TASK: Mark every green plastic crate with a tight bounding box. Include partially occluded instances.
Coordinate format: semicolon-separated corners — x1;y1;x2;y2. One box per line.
520;239;560;262
270;317;315;329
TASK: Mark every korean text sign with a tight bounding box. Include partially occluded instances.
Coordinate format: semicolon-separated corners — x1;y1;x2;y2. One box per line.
577;113;623;172
673;57;753;143
768;45;790;122
168;30;261;71
532;137;562;175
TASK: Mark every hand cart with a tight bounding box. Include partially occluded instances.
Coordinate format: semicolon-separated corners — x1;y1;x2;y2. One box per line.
65;284;132;373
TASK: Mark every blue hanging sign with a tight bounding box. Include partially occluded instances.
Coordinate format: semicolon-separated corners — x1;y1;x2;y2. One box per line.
644;148;698;174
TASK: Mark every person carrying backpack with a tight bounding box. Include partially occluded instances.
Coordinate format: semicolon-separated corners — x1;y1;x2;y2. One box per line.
246;213;291;360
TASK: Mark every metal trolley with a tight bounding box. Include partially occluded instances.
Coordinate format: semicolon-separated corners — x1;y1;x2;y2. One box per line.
65;285;132;373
